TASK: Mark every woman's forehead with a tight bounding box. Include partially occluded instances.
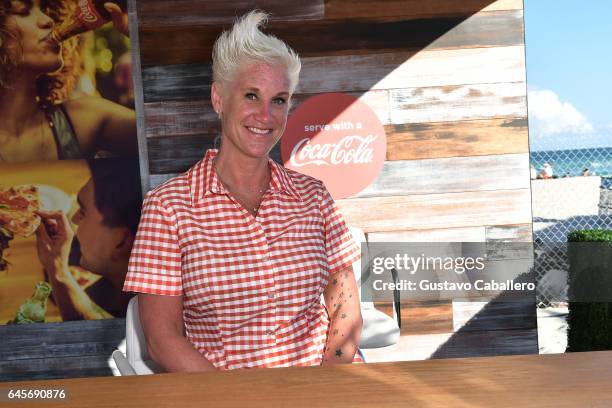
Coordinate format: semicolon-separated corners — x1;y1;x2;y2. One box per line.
235;61;290;91
8;0;49;11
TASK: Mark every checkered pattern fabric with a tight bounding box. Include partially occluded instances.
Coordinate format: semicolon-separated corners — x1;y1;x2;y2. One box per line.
124;150;360;370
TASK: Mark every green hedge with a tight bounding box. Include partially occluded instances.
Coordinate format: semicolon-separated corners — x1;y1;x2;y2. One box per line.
566;229;612;352
568;229;612;243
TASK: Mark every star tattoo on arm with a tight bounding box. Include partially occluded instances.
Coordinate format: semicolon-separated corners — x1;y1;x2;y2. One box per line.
335;349;343;358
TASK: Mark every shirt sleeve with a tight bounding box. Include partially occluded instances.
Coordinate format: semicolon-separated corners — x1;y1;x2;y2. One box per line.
320;183;361;275
123;192;183;296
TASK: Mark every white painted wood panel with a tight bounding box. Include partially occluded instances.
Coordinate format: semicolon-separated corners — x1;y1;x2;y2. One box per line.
355;153;531;198
337;189;532;232
297;46;526;94
389;82;526;124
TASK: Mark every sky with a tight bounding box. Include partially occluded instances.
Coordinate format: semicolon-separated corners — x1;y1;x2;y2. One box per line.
524;0;612;151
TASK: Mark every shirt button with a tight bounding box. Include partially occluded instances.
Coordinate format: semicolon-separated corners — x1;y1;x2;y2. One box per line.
268;293;275;299
266;329;273;335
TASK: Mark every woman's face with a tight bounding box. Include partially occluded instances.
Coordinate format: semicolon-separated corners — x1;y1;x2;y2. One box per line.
4;0;62;74
212;61;291;159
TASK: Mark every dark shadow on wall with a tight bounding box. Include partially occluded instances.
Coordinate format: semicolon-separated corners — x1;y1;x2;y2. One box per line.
430;271;538;359
430;213;611;359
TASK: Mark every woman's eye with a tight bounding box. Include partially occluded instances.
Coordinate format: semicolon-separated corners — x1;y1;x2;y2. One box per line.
9;2;29;15
12;8;30;16
273;98;287;105
245;93;257;101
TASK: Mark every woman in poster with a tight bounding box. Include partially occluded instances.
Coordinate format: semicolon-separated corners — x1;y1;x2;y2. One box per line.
0;0;137;163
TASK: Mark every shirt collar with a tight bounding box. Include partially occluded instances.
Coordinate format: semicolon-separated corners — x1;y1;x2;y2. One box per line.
189;149;301;204
269;158;301;200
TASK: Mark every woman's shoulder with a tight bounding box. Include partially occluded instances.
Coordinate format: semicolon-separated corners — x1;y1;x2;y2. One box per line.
281;166;327;195
62;96;116;119
56;96;137;158
144;171;192;207
63;95;122;111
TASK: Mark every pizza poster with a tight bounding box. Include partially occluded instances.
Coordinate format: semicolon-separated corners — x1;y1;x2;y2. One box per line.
0;159;141;324
0;1;141;324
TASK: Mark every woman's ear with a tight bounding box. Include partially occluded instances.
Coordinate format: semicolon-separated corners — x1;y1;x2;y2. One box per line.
211;82;223;115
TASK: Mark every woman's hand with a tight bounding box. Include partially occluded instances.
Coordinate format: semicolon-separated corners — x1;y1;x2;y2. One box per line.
36;211;113;321
35;211;74;274
321;266;363;364
104;2;129;37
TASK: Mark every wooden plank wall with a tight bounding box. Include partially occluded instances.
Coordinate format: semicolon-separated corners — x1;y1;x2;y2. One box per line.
0;320;125;381
135;0;536;359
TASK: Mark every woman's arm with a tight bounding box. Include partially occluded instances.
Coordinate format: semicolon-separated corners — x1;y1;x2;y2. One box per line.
321;266;362;364
138;293;218;372
36;211;112;320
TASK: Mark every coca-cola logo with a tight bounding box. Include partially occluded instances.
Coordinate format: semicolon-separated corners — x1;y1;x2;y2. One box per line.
77;0;101;24
282;93;386;199
289;135;377;167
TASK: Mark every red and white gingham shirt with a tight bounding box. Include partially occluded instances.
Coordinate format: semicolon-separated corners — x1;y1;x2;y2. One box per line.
124;149;360;370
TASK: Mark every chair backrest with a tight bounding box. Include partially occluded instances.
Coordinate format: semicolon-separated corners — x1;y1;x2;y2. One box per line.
125;296;163;374
348;227;375;310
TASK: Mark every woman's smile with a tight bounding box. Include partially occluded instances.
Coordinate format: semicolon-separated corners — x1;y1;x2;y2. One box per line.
246;126;273;135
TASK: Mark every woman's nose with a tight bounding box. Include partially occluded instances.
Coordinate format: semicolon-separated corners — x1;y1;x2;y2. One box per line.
255;103;273;123
37;10;55;29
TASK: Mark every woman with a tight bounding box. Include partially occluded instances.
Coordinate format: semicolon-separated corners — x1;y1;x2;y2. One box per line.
0;0;136;163
124;11;363;371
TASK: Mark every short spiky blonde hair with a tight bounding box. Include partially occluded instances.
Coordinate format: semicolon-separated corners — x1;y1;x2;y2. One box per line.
212;10;301;94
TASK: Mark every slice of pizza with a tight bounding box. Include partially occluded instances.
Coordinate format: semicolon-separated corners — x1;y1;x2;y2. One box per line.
0;185;41;237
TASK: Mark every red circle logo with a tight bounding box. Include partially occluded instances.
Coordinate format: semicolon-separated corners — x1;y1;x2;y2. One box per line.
281;93;387;199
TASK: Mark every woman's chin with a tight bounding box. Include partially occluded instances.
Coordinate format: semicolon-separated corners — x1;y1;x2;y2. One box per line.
27;59;64;77
49;57;65;74
249;144;276;158
249;136;282;156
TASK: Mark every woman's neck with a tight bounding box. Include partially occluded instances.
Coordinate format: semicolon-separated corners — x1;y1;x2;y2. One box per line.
214;149;270;190
0;72;42;135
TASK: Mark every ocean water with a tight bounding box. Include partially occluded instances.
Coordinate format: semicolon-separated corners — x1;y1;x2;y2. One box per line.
530;147;612;178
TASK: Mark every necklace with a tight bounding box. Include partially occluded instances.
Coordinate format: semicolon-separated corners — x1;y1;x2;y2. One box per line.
213;158;269;215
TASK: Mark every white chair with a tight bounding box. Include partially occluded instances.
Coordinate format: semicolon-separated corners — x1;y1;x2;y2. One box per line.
112;296;163;375
349;227;401;349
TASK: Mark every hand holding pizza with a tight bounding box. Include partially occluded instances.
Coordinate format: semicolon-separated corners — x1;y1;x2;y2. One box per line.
35;211;74;273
